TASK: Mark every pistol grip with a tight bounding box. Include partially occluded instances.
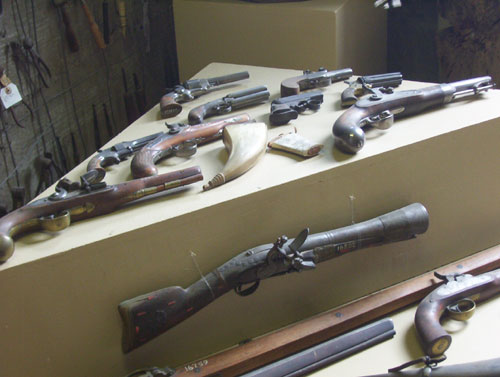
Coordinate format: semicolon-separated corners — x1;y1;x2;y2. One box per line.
341;87;358;107
160;94;182;118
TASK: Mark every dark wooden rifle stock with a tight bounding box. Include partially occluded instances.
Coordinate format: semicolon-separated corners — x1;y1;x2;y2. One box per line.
118;203;429;353
0;167;203;263
130;113;251;178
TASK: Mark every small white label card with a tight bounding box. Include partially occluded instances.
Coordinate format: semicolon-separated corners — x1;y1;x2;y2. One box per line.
0;83;23;109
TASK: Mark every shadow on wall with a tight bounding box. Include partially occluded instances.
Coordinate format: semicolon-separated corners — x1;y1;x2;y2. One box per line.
387;0;499;84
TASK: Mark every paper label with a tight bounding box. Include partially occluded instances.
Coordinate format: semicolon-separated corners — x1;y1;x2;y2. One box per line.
0;84;23;109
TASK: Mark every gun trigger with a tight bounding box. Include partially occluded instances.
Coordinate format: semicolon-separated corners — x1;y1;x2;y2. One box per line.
174;141;197;158
446;298;476;321
234;280;260;296
39;210;71;232
367;110;394;130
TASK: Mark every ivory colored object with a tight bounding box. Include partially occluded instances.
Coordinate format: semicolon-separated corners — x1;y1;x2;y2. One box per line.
203;122;267;190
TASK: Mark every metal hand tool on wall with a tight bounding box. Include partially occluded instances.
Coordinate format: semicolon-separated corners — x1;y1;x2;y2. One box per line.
121;67;140;125
52;0;79;52
9;41;69;173
80;0;106;49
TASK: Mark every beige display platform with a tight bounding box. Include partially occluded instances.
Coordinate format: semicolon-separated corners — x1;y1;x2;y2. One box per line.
1;63;499;377
173;0;387;81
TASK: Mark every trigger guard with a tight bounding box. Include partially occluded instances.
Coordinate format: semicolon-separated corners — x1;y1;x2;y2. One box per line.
234;280;260;296
174;141;198;158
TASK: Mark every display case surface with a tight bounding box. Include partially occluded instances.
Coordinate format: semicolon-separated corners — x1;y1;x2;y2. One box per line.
0;63;499;377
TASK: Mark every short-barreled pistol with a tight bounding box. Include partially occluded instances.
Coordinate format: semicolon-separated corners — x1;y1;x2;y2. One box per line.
187;86;269;125
160;71;250;118
280;67;353;97
341;72;403;107
269;91;323;126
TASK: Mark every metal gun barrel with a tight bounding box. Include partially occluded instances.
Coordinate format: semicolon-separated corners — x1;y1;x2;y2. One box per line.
208;71;250;86
226;85;269;99
448;76;493;93
363;72;403;86
360;357;500;377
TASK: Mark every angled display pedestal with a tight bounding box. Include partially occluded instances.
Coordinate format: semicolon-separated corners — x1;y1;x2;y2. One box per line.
0;63;499;377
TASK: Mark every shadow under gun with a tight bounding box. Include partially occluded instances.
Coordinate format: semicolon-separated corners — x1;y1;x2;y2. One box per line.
269;91;323;126
341;72;403;107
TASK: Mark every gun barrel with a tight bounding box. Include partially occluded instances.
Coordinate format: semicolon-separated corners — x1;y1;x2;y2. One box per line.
362;72;403;87
448;76;493;93
360;357;500;377
229;89;270;109
208;71;250;86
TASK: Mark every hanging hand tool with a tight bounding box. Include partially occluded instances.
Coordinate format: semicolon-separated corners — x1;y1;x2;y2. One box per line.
121;67;140;125
103;103;114;138
9;43;69;173
117;0;126;38
52;0;79;52
0;0;6;38
92;104;102;150
10;187;25;210
22;37;52;88
70;132;80;166
102;0;110;45
35;153;63;196
142;0;150;53
80;0;106;49
133;73;147;115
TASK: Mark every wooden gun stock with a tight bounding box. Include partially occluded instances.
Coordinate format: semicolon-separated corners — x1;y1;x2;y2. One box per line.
415;268;500;357
0;167;203;263
130;113;252;179
160;93;182;118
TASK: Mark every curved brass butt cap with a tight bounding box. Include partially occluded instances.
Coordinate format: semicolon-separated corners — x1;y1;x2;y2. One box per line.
203;173;226;191
0;234;14;263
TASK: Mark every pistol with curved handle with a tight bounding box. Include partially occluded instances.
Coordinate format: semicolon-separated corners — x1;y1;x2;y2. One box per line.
341;72;403;107
0;166;203;263
85;132;164;184
203;122;267;191
159;71;249;118
187;86;269;125
280;67;353;97
414;268;500;357
130;113;252;179
332;76;494;154
118;203;429;352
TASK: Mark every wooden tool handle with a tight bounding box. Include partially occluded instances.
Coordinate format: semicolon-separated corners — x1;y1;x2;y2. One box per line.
60;7;79;52
80;0;106;49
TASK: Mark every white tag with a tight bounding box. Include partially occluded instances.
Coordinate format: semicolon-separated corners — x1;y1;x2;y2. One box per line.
0;84;23;109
